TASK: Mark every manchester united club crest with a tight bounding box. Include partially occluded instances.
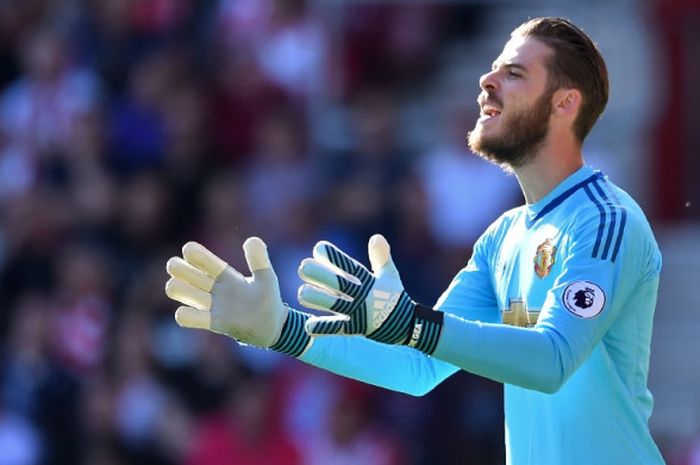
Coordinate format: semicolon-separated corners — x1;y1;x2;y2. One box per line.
534;238;557;279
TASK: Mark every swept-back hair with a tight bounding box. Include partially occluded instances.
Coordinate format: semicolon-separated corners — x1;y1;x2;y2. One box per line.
513;17;609;142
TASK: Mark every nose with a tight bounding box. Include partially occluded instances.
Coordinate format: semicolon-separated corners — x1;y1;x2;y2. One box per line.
479;69;498;92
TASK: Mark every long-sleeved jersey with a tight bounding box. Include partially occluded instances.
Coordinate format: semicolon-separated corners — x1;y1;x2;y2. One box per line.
300;165;664;465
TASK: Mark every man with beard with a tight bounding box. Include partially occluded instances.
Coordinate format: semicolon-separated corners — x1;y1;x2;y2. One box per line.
165;17;664;465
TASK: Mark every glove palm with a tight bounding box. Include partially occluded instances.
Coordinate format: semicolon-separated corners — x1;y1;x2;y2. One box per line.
165;238;310;356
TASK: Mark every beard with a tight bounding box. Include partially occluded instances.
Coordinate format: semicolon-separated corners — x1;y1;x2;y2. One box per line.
467;89;553;169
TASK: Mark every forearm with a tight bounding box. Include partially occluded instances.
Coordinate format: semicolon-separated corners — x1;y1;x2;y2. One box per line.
432;313;573;393
300;334;458;396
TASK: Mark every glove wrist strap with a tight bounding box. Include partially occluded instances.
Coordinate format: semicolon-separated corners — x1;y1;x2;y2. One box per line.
404;303;444;355
269;306;313;357
365;292;444;355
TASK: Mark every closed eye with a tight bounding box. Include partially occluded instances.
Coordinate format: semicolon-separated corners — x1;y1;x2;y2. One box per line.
506;63;527;77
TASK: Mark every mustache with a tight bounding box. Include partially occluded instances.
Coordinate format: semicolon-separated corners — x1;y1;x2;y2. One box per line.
478;92;503;109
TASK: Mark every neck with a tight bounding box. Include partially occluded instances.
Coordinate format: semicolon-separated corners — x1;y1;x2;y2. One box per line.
512;142;583;204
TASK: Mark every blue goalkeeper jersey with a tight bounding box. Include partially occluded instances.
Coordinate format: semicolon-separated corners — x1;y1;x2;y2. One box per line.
301;165;664;465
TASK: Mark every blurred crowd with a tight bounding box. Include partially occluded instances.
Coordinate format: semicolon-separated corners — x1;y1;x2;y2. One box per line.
2;1;693;465
0;2;521;464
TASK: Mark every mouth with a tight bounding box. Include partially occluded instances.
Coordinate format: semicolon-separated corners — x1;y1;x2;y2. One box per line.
477;92;503;125
478;104;502;124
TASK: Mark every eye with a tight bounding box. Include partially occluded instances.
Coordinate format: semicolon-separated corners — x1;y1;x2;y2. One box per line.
508;71;521;78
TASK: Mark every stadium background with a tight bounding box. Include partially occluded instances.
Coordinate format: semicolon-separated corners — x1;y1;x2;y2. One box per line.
0;0;698;464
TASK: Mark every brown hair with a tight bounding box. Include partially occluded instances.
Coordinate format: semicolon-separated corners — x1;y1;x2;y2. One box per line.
513;17;609;142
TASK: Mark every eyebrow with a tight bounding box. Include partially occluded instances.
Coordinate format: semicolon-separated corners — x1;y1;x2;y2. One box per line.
491;62;530;73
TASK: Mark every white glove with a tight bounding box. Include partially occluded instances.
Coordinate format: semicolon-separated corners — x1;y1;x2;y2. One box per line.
165;237;311;356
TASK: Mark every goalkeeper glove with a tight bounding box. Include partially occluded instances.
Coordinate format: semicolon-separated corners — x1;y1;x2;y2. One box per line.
165;237;312;357
298;234;444;355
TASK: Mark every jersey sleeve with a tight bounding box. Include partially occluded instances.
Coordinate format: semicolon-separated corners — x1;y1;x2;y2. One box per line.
299;336;456;396
432;207;660;393
299;227;503;396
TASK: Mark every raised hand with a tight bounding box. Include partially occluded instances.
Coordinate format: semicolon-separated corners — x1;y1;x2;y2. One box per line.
298;234;443;354
165;238;311;356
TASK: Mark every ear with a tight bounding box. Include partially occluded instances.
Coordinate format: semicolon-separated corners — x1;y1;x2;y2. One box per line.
551;88;582;118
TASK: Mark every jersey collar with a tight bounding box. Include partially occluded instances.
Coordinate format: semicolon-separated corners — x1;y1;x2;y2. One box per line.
525;165;604;228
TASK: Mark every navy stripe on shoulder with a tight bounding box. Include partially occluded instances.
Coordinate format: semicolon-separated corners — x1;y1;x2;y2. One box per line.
585;179;627;263
591;181;617;260
583;184;606;258
600;179;627;263
611;208;627;262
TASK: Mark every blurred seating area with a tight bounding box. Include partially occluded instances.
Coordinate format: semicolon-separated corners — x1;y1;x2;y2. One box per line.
0;1;697;465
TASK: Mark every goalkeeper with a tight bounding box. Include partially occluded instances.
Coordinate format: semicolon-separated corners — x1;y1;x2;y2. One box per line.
165;17;665;465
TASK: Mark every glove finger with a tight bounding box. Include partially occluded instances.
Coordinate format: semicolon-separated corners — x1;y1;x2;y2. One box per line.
174;305;211;330
165;277;212;310
167;256;215;292
312;241;369;280
298;258;360;297
182;242;228;278
298;283;351;313
367;234;400;278
242;237;274;281
305;315;351;336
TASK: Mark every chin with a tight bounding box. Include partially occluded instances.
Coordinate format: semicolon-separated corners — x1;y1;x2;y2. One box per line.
467;130;516;171
467;125;491;156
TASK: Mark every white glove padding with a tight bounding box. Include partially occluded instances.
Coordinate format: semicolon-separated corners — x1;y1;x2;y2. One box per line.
165;237;288;347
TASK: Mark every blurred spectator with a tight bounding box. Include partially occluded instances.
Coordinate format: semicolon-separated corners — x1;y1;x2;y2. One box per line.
184;373;302;465
0;25;100;198
61;110;119;242
0;187;70;308
107;50;173;174
112;311;168;461
50;242;112;375
388;172;445;305
278;363;343;448
152;397;193;465
267;199;318;305
207;47;289;164
112;170;172;291
160;81;212;245
319;88;410;255
118;171;170;247
80;373;118;455
192;170;251;268
170;332;246;416
303;380;404;465
0;292;81;464
215;0;325;100
244;109;312;244
254;0;325;99
77;0;143;94
340;4;440;96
